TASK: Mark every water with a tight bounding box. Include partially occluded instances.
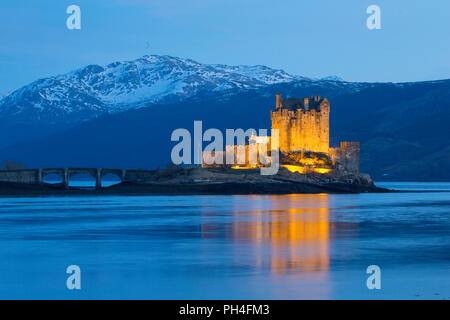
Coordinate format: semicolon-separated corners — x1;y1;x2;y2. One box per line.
44;176;121;188
0;182;448;299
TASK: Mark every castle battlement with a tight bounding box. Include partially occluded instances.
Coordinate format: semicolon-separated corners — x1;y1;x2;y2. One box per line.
276;94;327;112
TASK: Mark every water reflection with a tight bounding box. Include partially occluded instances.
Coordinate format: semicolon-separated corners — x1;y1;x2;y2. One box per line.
235;195;330;275
201;194;333;276
1;187;448;299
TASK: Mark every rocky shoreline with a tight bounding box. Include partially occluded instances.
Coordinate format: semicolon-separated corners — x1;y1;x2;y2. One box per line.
0;167;391;196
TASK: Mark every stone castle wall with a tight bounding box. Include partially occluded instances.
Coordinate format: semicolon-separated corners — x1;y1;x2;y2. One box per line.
271;95;329;153
202;143;271;168
329;142;360;174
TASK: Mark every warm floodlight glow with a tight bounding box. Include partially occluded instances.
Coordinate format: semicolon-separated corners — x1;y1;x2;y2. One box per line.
281;165;331;174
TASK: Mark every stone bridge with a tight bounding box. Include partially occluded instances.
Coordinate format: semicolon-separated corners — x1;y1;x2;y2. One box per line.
0;168;157;189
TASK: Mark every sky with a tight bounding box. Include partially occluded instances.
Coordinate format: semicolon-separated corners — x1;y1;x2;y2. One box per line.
1;0;449;93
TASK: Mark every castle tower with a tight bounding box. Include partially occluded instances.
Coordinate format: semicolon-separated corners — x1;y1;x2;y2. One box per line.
271;94;330;153
276;94;282;109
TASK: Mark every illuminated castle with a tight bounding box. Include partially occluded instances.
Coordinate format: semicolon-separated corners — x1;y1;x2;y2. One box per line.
203;94;360;175
272;94;330;154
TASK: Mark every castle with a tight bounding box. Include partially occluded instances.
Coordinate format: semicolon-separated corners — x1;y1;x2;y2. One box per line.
203;94;360;175
272;94;329;154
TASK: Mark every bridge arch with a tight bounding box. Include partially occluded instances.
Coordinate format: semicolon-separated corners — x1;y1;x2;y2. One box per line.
0;168;135;189
101;173;122;187
68;173;97;188
41;169;67;186
42;173;64;184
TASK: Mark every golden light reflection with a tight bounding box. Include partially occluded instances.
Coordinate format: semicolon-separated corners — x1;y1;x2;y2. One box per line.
230;165;332;174
230;194;331;275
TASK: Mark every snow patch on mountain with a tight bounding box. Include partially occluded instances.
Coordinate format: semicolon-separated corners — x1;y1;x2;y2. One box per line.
320;75;344;82
0;54;345;123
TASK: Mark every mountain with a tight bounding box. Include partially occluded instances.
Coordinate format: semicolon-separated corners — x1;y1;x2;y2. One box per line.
0;55;306;125
0;55;363;149
0;54;449;180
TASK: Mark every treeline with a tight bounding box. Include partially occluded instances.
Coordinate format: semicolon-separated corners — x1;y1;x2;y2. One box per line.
0;160;27;170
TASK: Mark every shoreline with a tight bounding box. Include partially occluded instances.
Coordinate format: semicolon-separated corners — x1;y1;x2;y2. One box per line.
1;180;448;198
0;180;392;197
5;167;450;197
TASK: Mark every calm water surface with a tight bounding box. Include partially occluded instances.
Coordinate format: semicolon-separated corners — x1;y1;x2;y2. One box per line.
0;182;449;299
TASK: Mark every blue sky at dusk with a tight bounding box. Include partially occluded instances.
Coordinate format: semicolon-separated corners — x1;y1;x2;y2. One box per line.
1;0;449;93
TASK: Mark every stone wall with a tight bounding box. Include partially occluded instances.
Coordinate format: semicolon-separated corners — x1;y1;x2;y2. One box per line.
271;95;330;153
202;142;272;168
202;150;227;168
0;169;38;184
329;142;360;174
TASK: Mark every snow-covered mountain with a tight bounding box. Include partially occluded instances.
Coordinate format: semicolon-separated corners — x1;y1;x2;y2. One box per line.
0;55;320;124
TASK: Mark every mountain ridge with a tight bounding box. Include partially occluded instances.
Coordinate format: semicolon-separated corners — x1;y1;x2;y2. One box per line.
0;54;324;124
2;54;447;126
